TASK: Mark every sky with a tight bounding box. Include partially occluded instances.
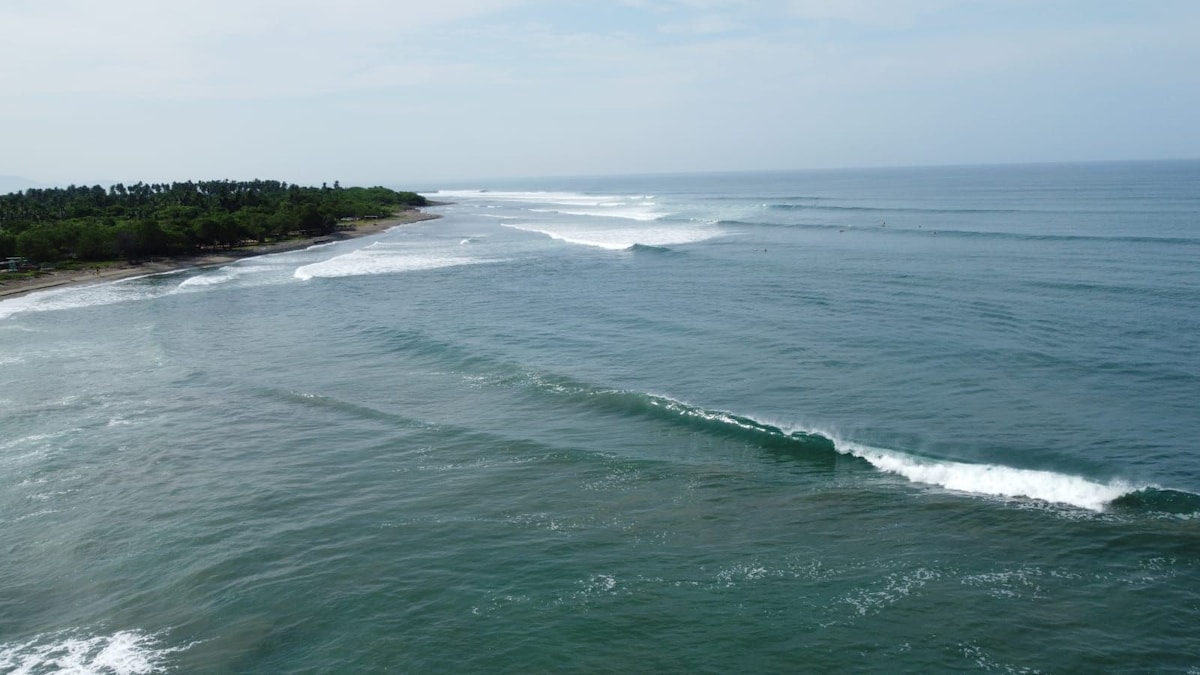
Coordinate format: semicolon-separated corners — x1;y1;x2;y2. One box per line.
1;0;1198;187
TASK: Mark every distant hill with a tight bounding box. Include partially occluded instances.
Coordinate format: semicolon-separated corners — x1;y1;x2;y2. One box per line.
0;176;43;195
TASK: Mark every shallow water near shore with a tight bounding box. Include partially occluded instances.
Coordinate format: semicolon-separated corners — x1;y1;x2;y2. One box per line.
2;161;1199;672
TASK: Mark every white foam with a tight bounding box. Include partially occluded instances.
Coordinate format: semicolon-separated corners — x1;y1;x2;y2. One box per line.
501;222;723;250
529;204;668;222
178;273;235;288
824;434;1136;511
293;243;488;280
436;189;630;207
0;280;168;321
177;264;274;289
647;394;1139;512
438;189;670;221
0;629;191;675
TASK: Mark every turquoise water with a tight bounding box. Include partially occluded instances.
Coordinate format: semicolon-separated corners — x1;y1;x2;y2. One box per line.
2;161;1198;672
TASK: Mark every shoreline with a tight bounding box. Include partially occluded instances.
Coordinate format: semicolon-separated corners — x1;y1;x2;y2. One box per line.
0;209;440;301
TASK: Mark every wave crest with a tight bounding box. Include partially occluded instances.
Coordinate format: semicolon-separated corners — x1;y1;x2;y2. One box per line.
500;222;723;250
294;245;488;280
513;376;1180;513
832;438;1133;511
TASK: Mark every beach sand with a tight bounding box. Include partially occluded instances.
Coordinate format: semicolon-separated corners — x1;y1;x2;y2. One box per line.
0;209;439;301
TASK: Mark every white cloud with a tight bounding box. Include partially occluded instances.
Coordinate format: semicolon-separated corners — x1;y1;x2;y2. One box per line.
785;0;976;27
658;14;742;35
0;0;524;99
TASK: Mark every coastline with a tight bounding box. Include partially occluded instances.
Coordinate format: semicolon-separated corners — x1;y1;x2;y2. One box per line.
0;208;440;301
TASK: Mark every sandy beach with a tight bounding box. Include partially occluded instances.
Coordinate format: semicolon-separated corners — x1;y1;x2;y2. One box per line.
0;209;439;301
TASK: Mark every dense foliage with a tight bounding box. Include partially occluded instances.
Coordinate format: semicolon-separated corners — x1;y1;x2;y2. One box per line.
0;180;427;263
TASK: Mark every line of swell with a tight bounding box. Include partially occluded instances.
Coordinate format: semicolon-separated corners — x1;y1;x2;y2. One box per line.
767;203;1032;214
519;375;1196;514
346;327;1197;515
708;195;825;202
763;203;1188;216
718;219;1200;246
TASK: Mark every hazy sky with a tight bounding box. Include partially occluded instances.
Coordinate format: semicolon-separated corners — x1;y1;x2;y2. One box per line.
2;0;1197;187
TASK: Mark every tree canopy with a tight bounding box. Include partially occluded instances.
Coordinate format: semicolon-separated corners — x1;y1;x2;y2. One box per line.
0;180;427;263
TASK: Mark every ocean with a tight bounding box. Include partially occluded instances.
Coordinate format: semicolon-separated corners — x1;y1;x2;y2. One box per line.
1;160;1198;673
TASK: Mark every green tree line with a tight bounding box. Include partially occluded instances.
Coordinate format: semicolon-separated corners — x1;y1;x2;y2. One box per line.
0;180;427;263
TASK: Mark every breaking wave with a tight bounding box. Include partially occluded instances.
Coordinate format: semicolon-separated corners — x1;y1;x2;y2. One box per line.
177;264;275;288
528;205;667;222
505;374;1187;513
832;437;1134;512
434;189;639;207
436;189;670;222
293;242;491;280
500;222;723;251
